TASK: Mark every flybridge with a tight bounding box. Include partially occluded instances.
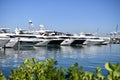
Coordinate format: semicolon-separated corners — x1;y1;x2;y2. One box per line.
0;28;10;33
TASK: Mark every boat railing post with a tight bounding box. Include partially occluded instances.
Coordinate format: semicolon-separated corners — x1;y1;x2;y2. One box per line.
3;45;6;54
17;37;20;53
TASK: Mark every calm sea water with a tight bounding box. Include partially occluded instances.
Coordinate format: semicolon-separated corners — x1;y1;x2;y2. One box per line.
0;44;120;77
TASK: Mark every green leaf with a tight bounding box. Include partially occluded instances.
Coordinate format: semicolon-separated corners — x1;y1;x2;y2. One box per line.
23;58;30;65
72;63;78;67
0;76;6;80
105;62;113;71
96;67;101;72
0;71;3;76
32;58;37;64
0;71;6;80
97;73;105;80
113;71;120;78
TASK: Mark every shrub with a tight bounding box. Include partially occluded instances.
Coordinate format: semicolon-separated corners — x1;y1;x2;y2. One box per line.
0;71;6;80
0;57;120;80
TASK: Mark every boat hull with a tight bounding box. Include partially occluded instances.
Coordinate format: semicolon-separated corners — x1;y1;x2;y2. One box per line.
47;39;63;45
61;39;85;46
35;40;50;47
83;39;105;45
71;39;85;46
0;38;10;47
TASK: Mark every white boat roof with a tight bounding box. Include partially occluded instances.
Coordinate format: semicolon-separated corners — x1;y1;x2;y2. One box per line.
0;28;10;30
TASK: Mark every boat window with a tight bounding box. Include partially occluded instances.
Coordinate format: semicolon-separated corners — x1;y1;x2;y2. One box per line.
14;35;36;38
65;41;68;42
85;34;93;36
66;34;73;36
70;37;77;39
45;37;57;39
60;37;68;39
90;38;99;39
37;37;44;39
28;36;36;38
94;38;100;39
9;36;15;38
79;38;86;39
0;29;9;33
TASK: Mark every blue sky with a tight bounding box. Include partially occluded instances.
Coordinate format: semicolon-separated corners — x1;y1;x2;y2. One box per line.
0;0;120;35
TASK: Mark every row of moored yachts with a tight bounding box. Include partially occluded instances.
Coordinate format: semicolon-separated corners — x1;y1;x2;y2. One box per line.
0;26;110;48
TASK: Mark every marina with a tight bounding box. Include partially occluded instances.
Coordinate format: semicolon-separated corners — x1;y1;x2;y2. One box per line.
0;24;115;49
0;26;120;78
0;0;120;79
0;22;120;78
0;20;120;49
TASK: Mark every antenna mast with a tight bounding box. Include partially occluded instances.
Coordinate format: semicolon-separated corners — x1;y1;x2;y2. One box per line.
116;24;118;32
28;20;34;31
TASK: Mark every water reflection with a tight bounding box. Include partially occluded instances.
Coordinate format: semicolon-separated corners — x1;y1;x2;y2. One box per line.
0;45;112;61
60;45;107;59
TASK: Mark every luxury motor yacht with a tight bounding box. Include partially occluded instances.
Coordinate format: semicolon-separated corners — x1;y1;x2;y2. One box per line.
0;28;45;48
0;36;10;48
79;33;105;45
0;28;11;48
35;36;63;47
31;25;64;46
14;28;64;47
0;28;21;48
60;35;86;46
34;25;85;46
13;28;47;47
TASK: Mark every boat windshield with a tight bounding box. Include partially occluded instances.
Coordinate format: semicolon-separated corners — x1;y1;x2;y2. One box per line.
85;34;93;36
0;28;10;33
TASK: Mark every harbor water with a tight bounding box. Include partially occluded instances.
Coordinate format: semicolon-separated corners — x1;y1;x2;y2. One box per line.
0;44;120;77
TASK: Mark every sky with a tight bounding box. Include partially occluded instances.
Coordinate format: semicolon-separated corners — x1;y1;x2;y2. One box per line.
0;0;120;35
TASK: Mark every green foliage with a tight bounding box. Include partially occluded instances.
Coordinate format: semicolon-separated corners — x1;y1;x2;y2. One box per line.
0;58;120;80
9;57;62;80
0;71;6;80
105;62;120;80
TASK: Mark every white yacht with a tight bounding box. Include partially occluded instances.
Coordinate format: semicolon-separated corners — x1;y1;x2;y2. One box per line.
60;35;86;46
79;33;105;45
33;25;64;46
0;28;21;48
0;28;10;48
14;28;63;47
0;37;10;48
35;36;63;47
35;25;85;46
13;28;47;47
0;28;42;48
